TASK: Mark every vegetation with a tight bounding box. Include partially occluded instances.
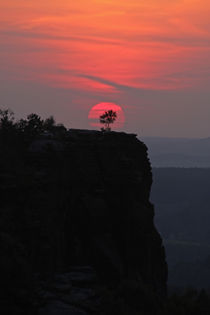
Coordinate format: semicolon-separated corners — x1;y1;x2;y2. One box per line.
99;110;117;131
0;108;67;145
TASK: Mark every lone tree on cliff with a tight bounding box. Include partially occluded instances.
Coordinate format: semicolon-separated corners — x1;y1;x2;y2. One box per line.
99;110;117;131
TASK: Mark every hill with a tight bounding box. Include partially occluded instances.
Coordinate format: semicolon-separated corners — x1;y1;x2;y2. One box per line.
143;137;210;167
151;167;210;289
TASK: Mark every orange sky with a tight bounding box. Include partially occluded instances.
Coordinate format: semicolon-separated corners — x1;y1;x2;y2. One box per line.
0;0;210;136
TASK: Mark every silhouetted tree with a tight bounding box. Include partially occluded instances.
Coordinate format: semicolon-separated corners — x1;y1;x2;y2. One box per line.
43;116;67;136
100;110;117;131
15;113;67;140
0;109;69;151
0;109;16;143
43;115;56;132
26;113;44;134
15;113;44;141
0;109;15;131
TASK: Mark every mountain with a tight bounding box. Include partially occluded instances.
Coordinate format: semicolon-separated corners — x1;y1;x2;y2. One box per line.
0;130;167;315
143;137;210;167
151;167;210;289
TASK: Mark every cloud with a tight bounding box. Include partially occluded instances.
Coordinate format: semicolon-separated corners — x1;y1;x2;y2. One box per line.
1;29;123;46
2;26;210;49
1;0;210;138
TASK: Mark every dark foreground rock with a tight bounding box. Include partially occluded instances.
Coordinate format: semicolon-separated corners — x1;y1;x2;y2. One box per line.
0;130;167;314
36;267;99;315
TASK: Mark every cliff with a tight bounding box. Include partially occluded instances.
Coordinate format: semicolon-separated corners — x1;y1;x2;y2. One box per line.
0;130;167;314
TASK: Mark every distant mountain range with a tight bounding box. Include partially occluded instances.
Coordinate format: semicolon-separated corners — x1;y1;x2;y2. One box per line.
142;137;210;167
151;167;210;288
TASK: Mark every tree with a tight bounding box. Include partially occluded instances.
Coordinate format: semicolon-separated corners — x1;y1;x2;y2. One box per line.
43;116;56;132
0;109;15;130
26;113;44;134
15;113;44;140
99;110;117;131
0;109;16;142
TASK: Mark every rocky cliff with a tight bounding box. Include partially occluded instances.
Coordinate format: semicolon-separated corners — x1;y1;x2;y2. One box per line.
0;130;167;314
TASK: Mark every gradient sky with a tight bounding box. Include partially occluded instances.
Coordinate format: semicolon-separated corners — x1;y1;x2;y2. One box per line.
1;0;210;137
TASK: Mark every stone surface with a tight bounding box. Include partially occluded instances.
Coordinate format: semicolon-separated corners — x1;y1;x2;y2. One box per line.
37;268;99;315
0;130;167;314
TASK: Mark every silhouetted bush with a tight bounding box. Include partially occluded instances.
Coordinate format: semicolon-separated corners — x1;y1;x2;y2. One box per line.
0;108;67;147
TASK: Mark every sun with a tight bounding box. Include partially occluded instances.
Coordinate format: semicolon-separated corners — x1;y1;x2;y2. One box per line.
88;102;125;130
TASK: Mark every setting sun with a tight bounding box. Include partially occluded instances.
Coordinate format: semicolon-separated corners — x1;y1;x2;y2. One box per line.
88;102;125;130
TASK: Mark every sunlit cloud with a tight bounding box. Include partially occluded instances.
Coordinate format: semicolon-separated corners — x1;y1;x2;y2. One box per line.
0;0;210;97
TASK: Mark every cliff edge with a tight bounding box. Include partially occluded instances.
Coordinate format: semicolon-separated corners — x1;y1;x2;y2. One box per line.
0;130;167;314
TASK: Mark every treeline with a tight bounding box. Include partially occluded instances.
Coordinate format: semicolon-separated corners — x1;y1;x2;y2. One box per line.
0;108;67;144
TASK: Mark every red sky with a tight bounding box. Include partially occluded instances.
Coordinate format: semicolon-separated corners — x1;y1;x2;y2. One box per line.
0;0;210;137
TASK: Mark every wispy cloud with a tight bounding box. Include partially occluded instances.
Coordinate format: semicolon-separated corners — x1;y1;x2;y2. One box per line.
1;0;210;92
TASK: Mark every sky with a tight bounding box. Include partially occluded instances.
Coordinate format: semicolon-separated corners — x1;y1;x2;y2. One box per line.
0;0;210;137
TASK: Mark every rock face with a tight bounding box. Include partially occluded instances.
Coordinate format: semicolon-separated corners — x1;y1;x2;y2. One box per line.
0;130;167;314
